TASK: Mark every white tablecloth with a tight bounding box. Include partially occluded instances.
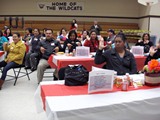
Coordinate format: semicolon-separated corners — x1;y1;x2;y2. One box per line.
34;81;160;120
34;81;65;113
45;88;160;120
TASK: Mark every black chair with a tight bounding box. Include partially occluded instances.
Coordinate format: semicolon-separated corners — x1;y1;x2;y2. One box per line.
4;54;33;85
0;63;32;86
11;65;32;85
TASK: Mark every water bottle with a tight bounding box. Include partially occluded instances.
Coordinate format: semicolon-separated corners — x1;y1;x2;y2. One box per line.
121;73;130;91
65;47;69;55
121;79;128;91
73;49;76;56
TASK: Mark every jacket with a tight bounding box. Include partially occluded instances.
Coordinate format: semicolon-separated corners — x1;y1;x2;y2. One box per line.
135;41;153;53
144;49;160;65
63;39;81;53
30;35;41;53
38;39;60;60
94;49;137;75
90;25;102;35
4;40;26;64
84;39;107;52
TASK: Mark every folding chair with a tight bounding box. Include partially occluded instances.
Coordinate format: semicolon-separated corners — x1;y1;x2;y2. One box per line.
4;59;33;86
0;63;32;86
12;65;32;85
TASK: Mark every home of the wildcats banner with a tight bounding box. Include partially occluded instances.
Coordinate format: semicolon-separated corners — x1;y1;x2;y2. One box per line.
37;1;84;11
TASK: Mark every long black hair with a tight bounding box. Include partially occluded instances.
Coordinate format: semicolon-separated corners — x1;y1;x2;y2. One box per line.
89;29;98;40
142;33;150;41
115;32;126;42
4;28;12;36
68;30;77;40
59;28;67;36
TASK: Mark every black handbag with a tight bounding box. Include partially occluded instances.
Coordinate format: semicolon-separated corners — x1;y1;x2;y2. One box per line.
64;64;89;86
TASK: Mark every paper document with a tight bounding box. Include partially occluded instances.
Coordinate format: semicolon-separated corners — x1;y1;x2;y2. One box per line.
88;69;114;93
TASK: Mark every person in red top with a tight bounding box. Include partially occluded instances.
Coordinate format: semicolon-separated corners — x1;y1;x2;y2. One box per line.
84;29;107;52
70;19;78;31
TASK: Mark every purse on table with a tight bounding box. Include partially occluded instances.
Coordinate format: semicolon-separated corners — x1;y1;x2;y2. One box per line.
64;64;89;86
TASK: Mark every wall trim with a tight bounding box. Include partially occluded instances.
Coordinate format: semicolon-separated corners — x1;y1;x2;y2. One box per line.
139;15;160;19
1;15;160;20
1;15;139;19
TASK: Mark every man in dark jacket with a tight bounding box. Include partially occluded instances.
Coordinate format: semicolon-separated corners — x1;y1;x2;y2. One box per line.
90;21;102;35
37;28;60;83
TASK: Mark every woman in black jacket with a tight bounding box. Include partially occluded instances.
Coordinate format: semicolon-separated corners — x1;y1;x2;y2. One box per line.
135;33;153;53
95;34;137;75
63;30;81;53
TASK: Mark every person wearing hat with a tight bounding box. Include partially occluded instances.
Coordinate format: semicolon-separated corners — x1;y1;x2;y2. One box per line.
144;39;160;65
94;33;137;75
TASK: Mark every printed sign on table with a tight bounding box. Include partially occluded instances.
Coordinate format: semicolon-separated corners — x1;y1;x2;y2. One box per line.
88;69;114;93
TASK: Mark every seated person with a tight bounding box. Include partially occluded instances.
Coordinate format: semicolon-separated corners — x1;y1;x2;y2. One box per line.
56;28;68;52
23;28;33;51
41;28;47;37
135;33;153;53
36;29;60;83
0;32;26;90
0;30;8;51
144;40;160;65
23;28;33;42
78;30;89;45
3;28;12;41
106;29;116;43
63;30;81;53
94;34;137;75
118;31;130;50
25;28;41;71
84;29;107;52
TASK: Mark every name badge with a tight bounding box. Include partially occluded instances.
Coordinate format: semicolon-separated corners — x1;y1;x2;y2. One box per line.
34;38;38;41
51;43;55;46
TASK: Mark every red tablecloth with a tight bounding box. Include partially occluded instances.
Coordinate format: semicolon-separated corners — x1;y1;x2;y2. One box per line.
48;55;105;71
0;51;5;57
135;56;146;71
48;54;57;68
48;55;146;72
41;84;159;110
